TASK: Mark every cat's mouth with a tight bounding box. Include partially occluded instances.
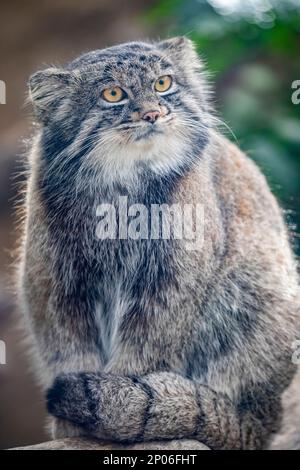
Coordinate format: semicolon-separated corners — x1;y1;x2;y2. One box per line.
118;116;174;142
134;124;164;141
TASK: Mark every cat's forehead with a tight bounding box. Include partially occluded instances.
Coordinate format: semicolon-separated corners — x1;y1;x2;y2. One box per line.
67;42;173;78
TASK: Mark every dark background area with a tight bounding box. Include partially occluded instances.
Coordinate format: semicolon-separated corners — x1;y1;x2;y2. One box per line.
0;0;299;449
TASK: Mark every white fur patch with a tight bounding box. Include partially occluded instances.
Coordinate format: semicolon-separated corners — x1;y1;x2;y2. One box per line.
75;115;205;189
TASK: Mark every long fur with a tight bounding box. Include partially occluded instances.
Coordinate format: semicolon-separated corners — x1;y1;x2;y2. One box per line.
19;37;300;449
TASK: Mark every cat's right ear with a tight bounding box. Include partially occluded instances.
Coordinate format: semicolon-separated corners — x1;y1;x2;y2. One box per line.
158;36;199;63
158;36;203;75
28;68;73;122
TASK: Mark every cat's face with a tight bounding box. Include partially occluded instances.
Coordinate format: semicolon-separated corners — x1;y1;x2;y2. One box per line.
29;37;211;182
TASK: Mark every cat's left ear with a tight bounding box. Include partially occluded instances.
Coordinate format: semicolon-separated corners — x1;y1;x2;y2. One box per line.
158;36;201;67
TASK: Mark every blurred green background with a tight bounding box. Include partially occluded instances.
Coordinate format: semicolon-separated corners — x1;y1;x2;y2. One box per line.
0;0;299;449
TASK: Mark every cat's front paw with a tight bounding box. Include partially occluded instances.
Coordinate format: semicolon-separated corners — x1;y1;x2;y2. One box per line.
46;373;99;430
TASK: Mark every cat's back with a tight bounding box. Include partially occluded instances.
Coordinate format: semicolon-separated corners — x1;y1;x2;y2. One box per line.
206;133;298;291
212;133;282;228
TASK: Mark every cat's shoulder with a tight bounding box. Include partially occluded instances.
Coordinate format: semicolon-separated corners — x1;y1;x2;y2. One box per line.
209;132;277;209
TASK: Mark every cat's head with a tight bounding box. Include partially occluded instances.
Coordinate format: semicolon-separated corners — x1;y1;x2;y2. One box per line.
29;37;212;182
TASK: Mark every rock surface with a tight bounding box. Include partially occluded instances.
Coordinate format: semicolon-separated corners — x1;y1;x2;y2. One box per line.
12;438;209;451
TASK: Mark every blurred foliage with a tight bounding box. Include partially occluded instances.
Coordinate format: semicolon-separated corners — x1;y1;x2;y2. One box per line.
146;0;300;253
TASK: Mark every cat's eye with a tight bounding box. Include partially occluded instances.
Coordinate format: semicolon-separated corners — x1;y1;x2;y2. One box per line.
154;75;172;93
102;86;126;103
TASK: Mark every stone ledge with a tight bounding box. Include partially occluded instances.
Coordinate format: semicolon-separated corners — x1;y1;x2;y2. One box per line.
11;438;209;450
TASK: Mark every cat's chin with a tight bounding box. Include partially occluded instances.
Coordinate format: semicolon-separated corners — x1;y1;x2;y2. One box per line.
133;126;163;142
128;128;172;152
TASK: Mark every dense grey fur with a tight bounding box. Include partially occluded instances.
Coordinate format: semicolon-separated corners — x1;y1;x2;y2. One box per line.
19;37;300;449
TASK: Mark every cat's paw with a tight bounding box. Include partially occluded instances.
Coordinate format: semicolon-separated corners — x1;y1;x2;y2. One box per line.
46;373;99;430
46;372;151;442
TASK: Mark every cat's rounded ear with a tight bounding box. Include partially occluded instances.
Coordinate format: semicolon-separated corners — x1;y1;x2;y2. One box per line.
158;36;200;65
28;67;73;122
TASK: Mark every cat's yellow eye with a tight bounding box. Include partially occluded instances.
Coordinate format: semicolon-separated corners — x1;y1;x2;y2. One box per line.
154;75;172;93
102;87;125;103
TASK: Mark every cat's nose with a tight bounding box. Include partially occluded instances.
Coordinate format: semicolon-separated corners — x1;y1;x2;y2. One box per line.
142;110;161;123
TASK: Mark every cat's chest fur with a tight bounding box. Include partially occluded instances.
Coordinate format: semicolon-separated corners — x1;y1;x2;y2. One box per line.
42;159;213;363
76;176;181;361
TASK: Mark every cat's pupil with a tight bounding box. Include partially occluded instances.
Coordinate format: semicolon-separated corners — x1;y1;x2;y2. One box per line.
111;90;117;96
159;80;164;85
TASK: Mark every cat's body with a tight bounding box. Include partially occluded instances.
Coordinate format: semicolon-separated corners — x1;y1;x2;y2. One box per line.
19;37;299;449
